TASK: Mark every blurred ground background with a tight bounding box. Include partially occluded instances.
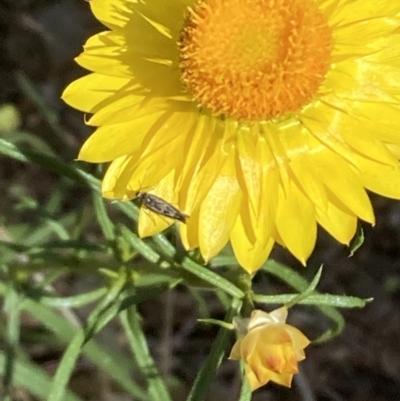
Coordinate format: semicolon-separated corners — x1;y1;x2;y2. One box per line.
1;0;400;400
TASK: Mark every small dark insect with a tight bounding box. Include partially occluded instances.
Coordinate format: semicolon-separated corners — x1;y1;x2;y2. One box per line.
136;192;188;223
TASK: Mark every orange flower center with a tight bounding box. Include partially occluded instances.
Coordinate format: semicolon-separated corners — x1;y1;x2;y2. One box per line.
179;0;333;121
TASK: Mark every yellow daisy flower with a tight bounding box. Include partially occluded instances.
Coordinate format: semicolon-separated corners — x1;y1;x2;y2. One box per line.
62;0;400;273
229;307;310;390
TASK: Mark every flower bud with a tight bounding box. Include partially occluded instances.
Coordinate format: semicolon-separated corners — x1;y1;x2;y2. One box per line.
229;307;310;390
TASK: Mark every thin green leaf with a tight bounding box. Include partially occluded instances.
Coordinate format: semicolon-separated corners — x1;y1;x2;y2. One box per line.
0;239;104;253
284;266;323;309
253;293;373;308
92;192;115;241
114;199;140;220
262;260;346;342
151;234;180;258
118;281;182;311
120;306;173;401
150;235;244;298
16;72;72;157
197;318;234;330
0;139;99;191
0;351;83;401
39;287;108;308
210;255;238;267
313;306;346;343
349;225;364;257
5;130;56;156
181;257;244;298
119;225;163;264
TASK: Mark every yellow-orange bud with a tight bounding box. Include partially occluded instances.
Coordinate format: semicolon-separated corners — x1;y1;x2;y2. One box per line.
229;307;310;391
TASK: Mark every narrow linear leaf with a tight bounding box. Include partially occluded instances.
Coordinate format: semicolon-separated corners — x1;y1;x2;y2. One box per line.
119;225;162;264
197;319;234;330
0;241;104;260
253;293;373;308
0;351;83;401
115;200;140;220
0;139;99;191
349;225;364;257
284;266;323;309
16;72;71;154
92;192;115;241
120;306;173;401
180;257;244;299
262;260;346;342
313;305;346;343
210;255;239;268
39;287;108;308
151;235;244;298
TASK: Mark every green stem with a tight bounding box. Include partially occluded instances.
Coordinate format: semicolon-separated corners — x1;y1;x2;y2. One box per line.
229;269;254;317
186;298;242;401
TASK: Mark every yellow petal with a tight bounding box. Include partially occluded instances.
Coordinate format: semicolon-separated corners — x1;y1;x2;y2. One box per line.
236;126;262;215
231;141;280;272
102;155;137;199
247;309;285;328
138;208;173;237
256;345;288;374
312;148;375;224
255;325;292;346
131;0;187;36
199;151;242;261
230;209;275;274
124;110;196;195
387;144;400;159
315;193;357;244
244;364;265;391
87;95;170;126
355;154;400;199
76;32;134;78
284;325;311;351
348;102;400;144
329;1;400;28
268;307;289;324
275;182;317;264
178;116;226;213
228;338;243;360
301;106;356;166
265;370;293;387
278;122;328;210
90;0;131;31
180;207;200;250
62;73;130;113
78;111;165;162
324;105;399;166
